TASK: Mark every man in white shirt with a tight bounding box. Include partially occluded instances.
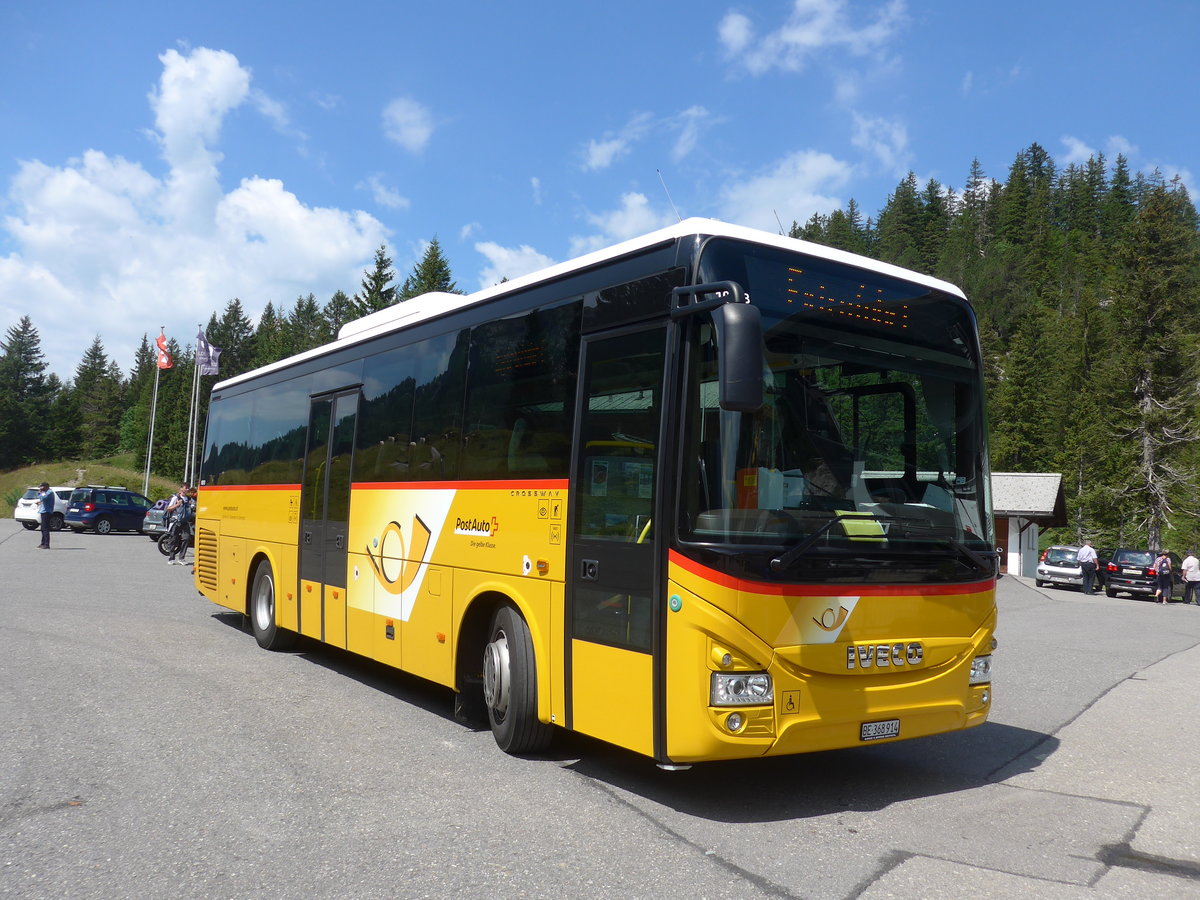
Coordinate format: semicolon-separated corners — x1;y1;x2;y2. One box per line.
1181;550;1200;605
1077;539;1099;595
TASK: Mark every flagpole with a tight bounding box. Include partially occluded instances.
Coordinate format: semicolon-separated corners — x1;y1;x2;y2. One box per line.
184;344;199;485
143;364;161;497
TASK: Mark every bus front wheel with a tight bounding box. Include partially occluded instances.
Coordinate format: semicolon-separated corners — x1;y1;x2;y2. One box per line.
483;606;552;754
250;561;297;651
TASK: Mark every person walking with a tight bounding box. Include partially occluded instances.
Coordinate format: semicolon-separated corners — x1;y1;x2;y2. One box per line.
1077;539;1099;595
35;482;54;549
1182;550;1200;605
1153;549;1173;604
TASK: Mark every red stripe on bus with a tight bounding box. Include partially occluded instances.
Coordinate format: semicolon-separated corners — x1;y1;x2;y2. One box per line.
200;484;301;492
669;550;995;596
352;479;569;491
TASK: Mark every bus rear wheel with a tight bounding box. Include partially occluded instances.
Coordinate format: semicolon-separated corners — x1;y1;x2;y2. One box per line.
250;561;297;651
483;606;552;754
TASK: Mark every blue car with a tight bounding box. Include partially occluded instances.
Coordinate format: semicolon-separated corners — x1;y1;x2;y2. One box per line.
65;485;153;534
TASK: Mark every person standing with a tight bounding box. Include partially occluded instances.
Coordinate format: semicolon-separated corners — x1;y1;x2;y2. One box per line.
167;486;195;566
36;482;54;549
1182;550;1200;605
1154;549;1173;604
1077;540;1099;595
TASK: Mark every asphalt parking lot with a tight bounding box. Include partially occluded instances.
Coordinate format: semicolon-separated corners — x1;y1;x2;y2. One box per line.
2;521;1199;898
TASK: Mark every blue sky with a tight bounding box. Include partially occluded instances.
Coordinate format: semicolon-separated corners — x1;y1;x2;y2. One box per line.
2;0;1196;379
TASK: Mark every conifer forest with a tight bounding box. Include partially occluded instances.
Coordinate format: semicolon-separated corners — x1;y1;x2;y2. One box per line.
3;146;1198;551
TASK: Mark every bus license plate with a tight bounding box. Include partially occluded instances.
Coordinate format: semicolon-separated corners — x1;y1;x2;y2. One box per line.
861;719;900;741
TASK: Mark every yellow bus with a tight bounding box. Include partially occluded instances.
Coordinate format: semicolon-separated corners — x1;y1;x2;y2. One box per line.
196;218;996;766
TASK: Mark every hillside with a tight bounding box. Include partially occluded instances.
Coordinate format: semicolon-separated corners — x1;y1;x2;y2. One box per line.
1;455;178;517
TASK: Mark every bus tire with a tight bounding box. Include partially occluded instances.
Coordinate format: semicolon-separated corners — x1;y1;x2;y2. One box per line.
250;561;297;651
483;606;552;754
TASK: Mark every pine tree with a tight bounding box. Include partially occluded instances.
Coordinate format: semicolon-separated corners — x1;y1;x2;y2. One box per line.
874;173;923;270
251;301;287;369
323;289;356;337
0;316;51;468
398;237;462;300
352;245;398;316
119;336;158;457
207;299;256;379
72;336;125;458
288;292;329;354
1109;179;1200;548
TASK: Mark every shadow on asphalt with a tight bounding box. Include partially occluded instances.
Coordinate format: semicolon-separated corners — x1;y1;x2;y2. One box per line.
210;610;1055;824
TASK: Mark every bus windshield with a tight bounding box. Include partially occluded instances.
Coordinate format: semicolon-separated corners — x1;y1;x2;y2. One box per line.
681;238;993;583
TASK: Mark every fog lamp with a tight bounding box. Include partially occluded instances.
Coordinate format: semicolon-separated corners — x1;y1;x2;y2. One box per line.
969;654;992;685
710;672;773;706
725;712;744;732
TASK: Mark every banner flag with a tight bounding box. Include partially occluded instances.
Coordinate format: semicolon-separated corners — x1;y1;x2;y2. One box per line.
195;329;222;376
156;329;173;369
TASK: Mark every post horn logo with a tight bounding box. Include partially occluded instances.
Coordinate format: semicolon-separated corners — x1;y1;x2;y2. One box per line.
366;515;432;595
813;605;850;631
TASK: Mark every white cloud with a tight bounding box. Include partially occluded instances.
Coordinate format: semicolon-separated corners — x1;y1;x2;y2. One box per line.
582;113;653;172
851;111;910;176
475;241;556;289
1106;135;1139;160
718;149;851;232
568;193;675;257
530;176;542;205
718;11;753;55
0;46;386;379
460;221;481;241
718;0;907;76
961;71;974;96
671;106;713;162
382;96;433;153
1060;136;1097;166
358;173;410;209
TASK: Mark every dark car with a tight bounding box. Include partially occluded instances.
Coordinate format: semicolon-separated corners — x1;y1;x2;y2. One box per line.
1095;547;1114;586
65;485;152;534
1104;549;1182;599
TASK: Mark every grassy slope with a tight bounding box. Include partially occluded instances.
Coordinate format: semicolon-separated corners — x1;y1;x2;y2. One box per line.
1;454;179;516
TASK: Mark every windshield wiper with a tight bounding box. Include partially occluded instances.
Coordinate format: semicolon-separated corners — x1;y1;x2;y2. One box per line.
770;516;845;573
770;514;997;576
895;520;997;575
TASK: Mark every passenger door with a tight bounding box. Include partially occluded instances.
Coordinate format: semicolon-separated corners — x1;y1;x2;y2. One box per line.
298;390;359;647
566;325;667;758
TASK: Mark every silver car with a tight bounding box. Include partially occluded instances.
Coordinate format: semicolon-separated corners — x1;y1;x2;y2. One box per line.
1035;545;1083;590
142;500;170;541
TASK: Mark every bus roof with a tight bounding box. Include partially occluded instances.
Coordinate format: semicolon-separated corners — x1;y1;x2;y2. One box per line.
213;217;967;392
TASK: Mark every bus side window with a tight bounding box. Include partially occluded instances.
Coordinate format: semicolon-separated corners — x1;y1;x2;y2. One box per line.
461;301;580;479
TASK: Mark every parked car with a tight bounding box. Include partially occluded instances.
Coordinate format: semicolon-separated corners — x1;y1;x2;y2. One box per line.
12;486;72;531
65;485;153;534
1035;545;1083;590
142;499;170;541
1104;549;1182;599
1095;547;1114;587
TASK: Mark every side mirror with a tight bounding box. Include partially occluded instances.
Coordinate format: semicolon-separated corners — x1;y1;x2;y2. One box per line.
711;303;763;412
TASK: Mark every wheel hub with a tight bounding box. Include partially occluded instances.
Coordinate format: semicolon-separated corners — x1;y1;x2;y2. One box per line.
483;630;510;718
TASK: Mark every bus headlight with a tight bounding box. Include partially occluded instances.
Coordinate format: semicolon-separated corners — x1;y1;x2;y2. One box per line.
710;672;773;706
969;654;992;685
